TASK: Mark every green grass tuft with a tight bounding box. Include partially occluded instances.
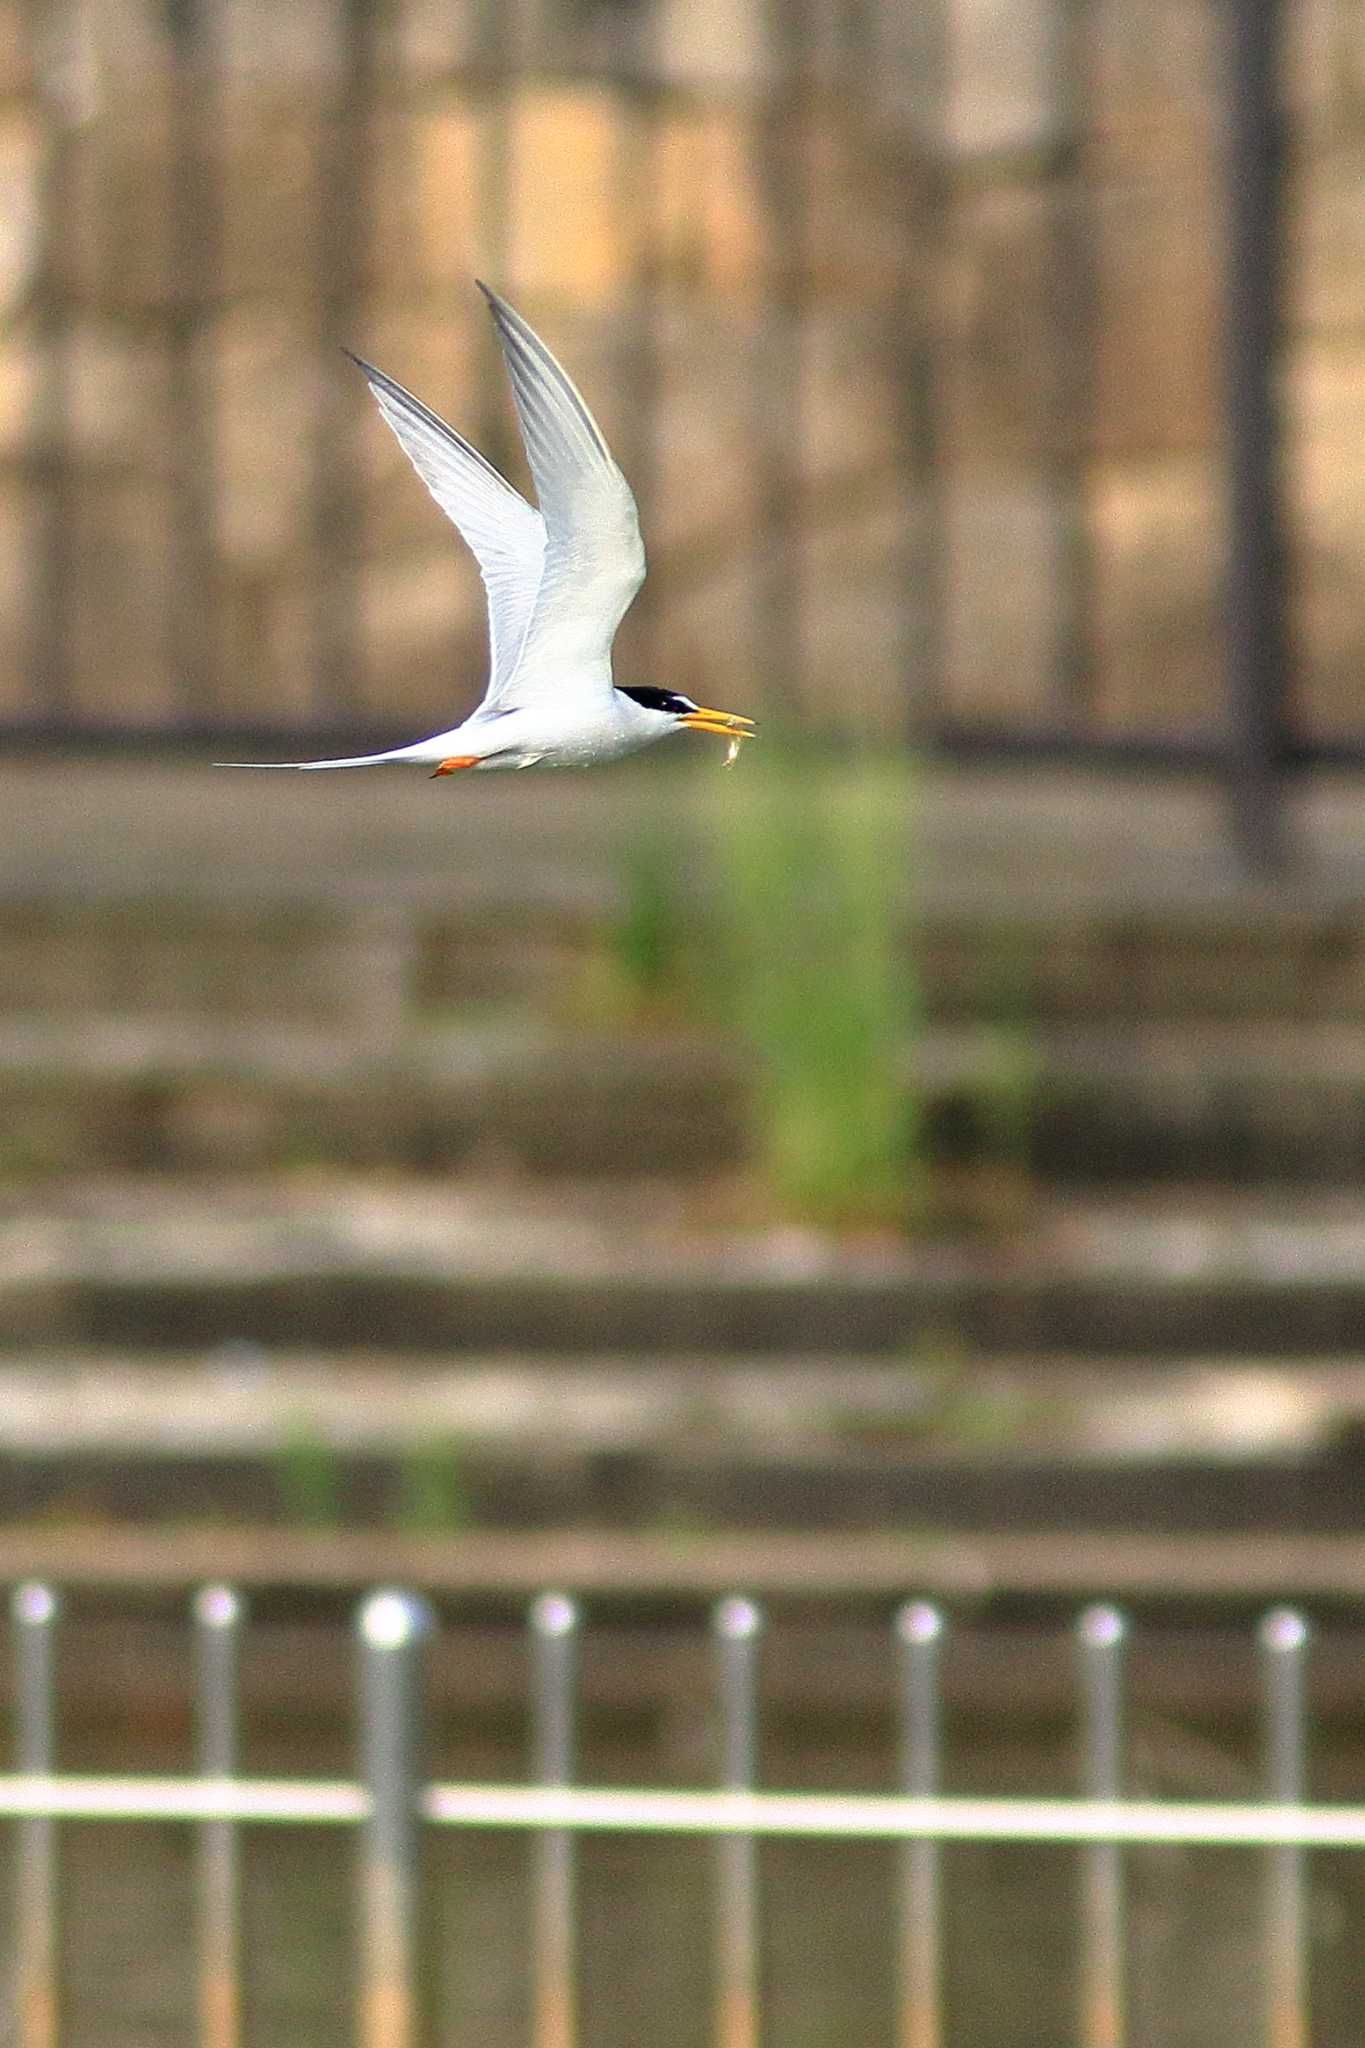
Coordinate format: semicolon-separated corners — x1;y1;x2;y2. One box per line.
274;1417;343;1528
708;740;924;1227
392;1435;472;1535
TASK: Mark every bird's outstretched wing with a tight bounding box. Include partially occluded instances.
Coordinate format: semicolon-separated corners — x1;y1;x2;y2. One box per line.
476;283;646;707
344;350;547;703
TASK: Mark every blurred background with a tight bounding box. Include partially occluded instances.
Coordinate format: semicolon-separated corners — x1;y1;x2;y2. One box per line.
4;0;1365;2040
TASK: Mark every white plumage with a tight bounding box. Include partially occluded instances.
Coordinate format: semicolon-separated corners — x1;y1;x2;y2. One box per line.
218;283;753;776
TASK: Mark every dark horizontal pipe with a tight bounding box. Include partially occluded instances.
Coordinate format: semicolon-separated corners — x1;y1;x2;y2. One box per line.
928;725;1365;775
4;721;1365;776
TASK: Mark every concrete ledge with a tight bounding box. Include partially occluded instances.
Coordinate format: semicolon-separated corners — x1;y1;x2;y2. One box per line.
7;1182;1365;1356
3;1017;1365;1178
5;759;1365;1035
0;1352;1360;1535
0;1522;1364;1604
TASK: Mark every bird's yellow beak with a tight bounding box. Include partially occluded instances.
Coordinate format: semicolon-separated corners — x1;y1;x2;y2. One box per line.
679;706;757;738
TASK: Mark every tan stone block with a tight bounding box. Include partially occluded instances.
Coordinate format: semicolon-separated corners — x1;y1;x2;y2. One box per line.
0;336;39;460
215;0;342;86
942;169;1215;466
53;0;168;89
655;0;763;91
360;541;486;730
654;106;764;298
940;477;1065;721
217;90;326;306
943;0;1060;161
0;106;43;318
0;0;35;95
397;0;483;79
1287;339;1365;735
800;105;910;298
1086;0;1216;176
215;568;354;733
363;106;421;293
798;303;898;481
67;322;169;468
58;85;177;312
1292;144;1365;336
208;310;316;569
364;547;486;700
1088;177;1216;457
0;325;170;472
939;182;1062;466
648;305;765;556
409;92;484;290
652;555;764;712
799;492;906;734
1089;457;1222;734
1283;0;1364;143
505;84;631;307
65;475;175;725
0;478;30;716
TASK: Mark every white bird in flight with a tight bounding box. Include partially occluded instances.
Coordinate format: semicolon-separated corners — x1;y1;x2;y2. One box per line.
219;282;754;776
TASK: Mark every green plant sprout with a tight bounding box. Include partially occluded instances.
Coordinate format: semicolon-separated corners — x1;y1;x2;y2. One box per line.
709;739;925;1227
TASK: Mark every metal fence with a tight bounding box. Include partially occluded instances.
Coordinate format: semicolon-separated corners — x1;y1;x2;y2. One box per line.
2;1581;1353;2048
0;0;1325;863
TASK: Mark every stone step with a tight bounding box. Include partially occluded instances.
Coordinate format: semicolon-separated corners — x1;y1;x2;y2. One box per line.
5;889;1365;1032
5;1521;1365;1611
5;758;1365;1031
3;1349;1353;1460
0;1349;1360;1534
5;1016;1365;1181
6;1179;1365;1358
3;1436;1361;1535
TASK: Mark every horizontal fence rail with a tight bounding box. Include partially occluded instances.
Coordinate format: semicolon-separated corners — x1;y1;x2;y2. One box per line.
0;1777;1362;1848
3;1582;1336;2048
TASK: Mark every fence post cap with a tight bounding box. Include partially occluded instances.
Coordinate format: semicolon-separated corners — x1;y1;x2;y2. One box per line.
358;1588;433;1649
194;1583;243;1629
895;1600;944;1644
12;1582;58;1626
1259;1606;1310;1652
1077;1604;1126;1647
529;1591;578;1637
714;1595;763;1640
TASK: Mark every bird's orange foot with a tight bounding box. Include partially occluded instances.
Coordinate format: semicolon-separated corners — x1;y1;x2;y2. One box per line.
430;755;480;777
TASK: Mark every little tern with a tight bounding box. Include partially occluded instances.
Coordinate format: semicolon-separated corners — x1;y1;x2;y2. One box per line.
219;282;754;776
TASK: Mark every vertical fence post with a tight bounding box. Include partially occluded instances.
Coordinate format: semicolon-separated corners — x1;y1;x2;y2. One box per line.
312;0;379;726
1076;1605;1126;2048
1260;1608;1310;2048
713;1597;763;2048
357;1589;433;2048
1048;0;1098;729
24;0;75;723
162;0;220;723
1223;0;1291;874
11;1583;58;2048
895;1602;945;2048
529;1593;579;2048
194;1584;244;2048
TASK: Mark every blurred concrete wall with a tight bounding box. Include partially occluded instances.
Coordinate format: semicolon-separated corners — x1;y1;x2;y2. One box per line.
0;0;1360;741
